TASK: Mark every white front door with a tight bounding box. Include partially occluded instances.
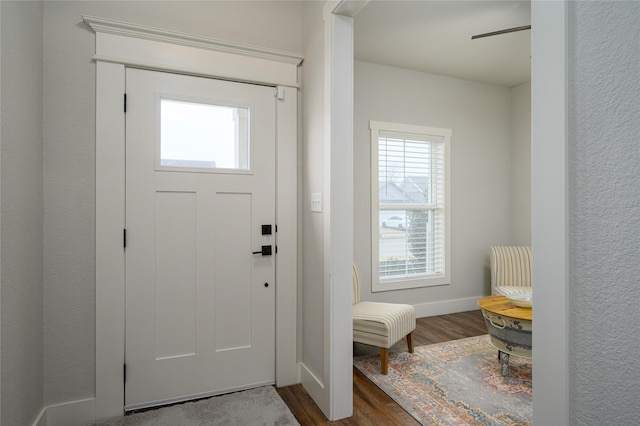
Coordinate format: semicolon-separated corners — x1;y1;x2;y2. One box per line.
124;68;276;410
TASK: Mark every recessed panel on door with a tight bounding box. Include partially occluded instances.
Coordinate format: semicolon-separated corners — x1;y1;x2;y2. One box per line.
155;191;196;360
214;192;252;352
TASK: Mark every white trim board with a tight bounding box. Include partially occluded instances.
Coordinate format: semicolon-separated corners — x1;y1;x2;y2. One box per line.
298;362;327;416
83;16;303;88
82;15;304;65
31;398;96;426
413;296;482;319
32;408;47;426
333;0;370;17
322;2;354;420
531;2;569;424
89;16;300;422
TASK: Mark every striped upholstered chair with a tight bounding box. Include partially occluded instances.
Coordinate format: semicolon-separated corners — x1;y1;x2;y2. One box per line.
352;264;416;375
490;246;532;296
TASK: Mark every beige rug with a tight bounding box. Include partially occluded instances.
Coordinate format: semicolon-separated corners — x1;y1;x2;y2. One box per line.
96;386;299;426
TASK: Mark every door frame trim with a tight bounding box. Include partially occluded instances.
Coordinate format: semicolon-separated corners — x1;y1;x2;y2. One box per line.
87;16;301;421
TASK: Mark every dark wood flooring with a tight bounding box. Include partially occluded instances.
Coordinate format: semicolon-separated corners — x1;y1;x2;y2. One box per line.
276;310;488;425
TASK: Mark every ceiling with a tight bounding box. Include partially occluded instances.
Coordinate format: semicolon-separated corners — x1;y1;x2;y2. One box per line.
354;0;531;87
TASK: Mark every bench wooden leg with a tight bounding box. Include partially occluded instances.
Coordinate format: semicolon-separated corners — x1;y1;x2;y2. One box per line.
380;348;388;375
406;332;414;353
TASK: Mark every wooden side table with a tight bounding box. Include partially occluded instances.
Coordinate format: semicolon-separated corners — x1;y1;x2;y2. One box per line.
478;295;532;375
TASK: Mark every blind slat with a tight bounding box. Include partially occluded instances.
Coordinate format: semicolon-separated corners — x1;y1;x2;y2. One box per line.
378;131;446;280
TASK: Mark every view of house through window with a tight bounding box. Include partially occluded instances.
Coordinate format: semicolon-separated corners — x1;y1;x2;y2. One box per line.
371;121;451;292
160;99;249;170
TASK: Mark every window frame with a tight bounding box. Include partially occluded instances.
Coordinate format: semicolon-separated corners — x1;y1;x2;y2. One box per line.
370;120;451;292
155;93;254;175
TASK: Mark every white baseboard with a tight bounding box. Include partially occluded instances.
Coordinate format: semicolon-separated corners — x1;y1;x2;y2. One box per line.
35;398;96;426
413;296;483;318
32;407;47;426
298;362;328;417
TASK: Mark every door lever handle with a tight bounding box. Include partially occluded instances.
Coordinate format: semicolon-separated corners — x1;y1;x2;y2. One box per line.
252;245;272;256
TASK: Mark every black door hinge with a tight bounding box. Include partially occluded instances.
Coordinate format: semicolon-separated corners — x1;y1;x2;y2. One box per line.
123;229;127;248
124;93;127;113
124;363;127;383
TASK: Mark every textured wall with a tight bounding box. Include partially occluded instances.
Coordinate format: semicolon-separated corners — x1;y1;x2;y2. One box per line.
42;1;302;406
354;60;512;305
569;2;640;423
0;1;45;424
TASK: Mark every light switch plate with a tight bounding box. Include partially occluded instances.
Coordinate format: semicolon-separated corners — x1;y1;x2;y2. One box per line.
311;192;322;213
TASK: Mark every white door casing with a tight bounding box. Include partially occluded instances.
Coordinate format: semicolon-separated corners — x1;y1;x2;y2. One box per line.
125;68;277;410
89;16;301;421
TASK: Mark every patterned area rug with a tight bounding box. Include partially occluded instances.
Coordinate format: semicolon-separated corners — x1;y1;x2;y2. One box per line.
353;335;532;426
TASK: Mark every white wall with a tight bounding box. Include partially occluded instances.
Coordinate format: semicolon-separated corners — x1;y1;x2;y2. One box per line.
41;0;303;407
0;1;45;424
568;2;640;423
354;60;512;311
510;82;531;245
299;0;326;406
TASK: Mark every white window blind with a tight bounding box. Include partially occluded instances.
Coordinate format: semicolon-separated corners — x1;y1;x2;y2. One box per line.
371;121;451;291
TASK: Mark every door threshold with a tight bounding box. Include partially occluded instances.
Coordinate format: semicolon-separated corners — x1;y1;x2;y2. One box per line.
125;379;276;413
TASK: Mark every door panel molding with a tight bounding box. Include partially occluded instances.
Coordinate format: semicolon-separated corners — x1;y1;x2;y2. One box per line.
90;17;299;421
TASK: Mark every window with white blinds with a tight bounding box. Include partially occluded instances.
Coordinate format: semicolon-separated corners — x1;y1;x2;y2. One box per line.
370;121;451;292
